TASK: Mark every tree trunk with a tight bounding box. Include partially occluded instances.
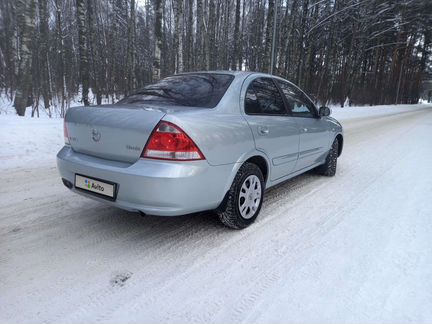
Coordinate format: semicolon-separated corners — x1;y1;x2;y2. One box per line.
196;0;204;69
173;0;184;73
295;0;309;86
126;0;136;94
54;0;66;117
207;0;216;70
87;0;101;104
232;0;241;70
263;0;275;73
153;0;163;80
185;0;193;70
0;0;17;93
14;0;36;116
76;0;90;106
238;0;246;70
38;0;51;110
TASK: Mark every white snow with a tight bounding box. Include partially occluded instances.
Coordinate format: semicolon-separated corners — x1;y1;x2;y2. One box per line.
1;103;432;323
0;89;114;170
331;103;430;120
0;115;63;170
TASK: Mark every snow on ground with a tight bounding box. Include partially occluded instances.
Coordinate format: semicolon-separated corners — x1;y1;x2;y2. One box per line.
331;103;430;121
0;115;63;170
0;88;113;170
1;103;432;323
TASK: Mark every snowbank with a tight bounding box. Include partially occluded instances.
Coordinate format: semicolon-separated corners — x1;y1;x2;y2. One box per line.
0;115;63;170
331;103;429;121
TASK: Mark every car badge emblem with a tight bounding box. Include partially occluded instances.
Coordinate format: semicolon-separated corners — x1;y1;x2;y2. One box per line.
92;128;101;142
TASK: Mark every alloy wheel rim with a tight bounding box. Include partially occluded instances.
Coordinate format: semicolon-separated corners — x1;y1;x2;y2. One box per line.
238;175;262;219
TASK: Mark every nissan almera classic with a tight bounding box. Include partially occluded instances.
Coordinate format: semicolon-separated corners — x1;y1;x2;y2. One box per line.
57;71;343;229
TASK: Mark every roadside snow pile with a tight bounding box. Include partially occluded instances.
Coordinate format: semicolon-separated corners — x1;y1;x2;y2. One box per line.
331;103;428;121
0;92;14;115
0;115;63;170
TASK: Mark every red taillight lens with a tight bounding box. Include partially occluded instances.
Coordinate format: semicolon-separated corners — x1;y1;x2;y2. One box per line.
142;121;205;161
64;120;70;145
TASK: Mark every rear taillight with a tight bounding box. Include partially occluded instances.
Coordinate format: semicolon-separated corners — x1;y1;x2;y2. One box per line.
64;120;70;145
142;121;204;161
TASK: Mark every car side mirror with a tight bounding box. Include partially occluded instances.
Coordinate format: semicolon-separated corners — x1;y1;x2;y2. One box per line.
319;106;331;117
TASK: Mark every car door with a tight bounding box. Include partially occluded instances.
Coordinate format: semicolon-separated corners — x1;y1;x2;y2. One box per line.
241;77;300;181
275;80;330;172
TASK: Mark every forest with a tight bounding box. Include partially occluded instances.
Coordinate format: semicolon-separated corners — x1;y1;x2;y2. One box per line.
0;0;431;117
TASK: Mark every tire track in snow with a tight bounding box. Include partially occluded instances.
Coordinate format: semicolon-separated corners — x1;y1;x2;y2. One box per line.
113;107;424;322
224;110;429;323
44;110;422;322
1;107;431;323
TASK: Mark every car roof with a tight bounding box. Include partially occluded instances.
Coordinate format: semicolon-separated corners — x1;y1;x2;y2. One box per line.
176;70;288;81
177;70;251;76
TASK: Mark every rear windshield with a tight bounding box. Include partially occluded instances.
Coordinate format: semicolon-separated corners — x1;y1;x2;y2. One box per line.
118;73;234;108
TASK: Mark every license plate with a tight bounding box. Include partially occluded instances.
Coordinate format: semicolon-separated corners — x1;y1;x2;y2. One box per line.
75;174;116;200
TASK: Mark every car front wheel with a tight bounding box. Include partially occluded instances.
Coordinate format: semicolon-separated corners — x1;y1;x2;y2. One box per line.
217;162;264;229
316;138;339;176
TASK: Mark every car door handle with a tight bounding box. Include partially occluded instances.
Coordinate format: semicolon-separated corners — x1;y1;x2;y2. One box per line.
302;128;308;133
258;126;269;135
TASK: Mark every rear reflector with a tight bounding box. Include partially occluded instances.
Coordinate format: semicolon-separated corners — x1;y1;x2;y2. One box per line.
142;121;204;161
64;120;70;145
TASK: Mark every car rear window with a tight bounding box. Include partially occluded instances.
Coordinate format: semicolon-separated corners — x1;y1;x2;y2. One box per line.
118;73;234;108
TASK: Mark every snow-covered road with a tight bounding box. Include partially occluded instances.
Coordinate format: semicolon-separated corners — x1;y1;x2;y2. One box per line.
1;104;432;323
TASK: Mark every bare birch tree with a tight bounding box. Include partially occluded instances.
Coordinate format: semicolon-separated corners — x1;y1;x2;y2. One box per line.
13;0;36;116
76;0;90;105
0;0;430;116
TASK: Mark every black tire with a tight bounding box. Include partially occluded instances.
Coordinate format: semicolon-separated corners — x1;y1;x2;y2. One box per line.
217;162;265;229
316;138;339;176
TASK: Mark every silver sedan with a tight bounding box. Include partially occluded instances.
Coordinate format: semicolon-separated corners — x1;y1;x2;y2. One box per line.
57;71;343;229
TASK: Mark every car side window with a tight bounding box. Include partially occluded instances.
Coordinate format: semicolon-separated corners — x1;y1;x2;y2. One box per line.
245;78;287;115
276;80;316;118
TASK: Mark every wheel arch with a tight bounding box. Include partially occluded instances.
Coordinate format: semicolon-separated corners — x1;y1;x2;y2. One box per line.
335;133;343;157
216;154;269;220
244;155;269;183
217;152;271;212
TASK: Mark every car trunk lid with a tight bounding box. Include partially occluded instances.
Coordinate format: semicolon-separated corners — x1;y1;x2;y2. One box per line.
65;105;166;163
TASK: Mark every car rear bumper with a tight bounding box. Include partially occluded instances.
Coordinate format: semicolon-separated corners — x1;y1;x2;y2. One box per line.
57;146;236;216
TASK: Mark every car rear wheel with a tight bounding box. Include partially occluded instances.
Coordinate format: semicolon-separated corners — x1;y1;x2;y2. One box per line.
316;138;339;176
217;162;264;229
